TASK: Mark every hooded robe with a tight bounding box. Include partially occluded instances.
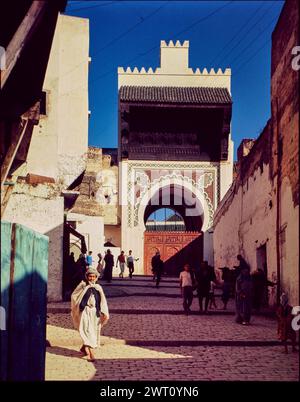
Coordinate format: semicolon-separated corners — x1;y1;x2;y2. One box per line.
71;279;109;348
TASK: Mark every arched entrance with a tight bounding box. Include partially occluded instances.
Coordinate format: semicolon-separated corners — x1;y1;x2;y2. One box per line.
143;184;203;276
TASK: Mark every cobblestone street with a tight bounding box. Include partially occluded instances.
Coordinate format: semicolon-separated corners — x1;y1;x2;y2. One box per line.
46;277;299;381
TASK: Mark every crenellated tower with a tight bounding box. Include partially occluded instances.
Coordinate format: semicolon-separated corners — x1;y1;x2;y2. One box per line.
118;40;231;90
118;40;234;275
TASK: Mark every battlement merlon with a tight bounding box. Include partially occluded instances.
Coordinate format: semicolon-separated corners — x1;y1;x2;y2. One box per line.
117;66;231;75
118;40;231;92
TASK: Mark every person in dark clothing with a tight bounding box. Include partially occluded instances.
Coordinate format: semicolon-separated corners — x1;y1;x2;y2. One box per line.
219;267;232;310
72;254;87;290
179;264;194;315
276;293;298;353
251;268;275;312
235;255;250;277
195;261;215;314
235;267;252;325
151;252;159;282
69;252;75;266
151;252;164;288
103;249;114;283
232;255;250;296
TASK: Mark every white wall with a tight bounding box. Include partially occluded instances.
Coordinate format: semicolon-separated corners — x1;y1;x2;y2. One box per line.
67;212;105;270
26;14;90;187
220;133;234;200
213;163;299;306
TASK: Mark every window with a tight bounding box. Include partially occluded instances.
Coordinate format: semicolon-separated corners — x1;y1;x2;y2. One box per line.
40;91;47;115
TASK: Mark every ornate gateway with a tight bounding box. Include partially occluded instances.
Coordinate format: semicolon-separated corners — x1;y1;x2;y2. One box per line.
144;231;203;276
118;40;233;274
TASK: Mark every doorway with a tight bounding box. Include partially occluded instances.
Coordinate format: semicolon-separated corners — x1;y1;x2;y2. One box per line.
256;244;268;306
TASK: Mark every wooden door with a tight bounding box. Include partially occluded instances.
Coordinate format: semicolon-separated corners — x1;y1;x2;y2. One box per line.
144;231;203;276
1;222;49;381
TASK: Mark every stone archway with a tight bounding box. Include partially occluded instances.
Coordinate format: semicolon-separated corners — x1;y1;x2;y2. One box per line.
142;182;205;275
121;164;217;275
136;174;213;233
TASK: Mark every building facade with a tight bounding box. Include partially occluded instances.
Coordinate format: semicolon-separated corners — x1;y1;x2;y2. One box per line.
213;0;299;306
3;14;90;301
118;40;234;274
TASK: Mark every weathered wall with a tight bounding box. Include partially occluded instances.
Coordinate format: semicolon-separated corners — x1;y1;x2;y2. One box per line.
68;147;119;260
214;110;299;305
279;177;299;304
104;225;121;247
99;154;119;225
25;14;90;186
2;182;64;301
71;147;103;216
3;15;90;301
71;147;119;225
271;0;299;205
271;0;299;304
213;0;299;306
214;164;277;268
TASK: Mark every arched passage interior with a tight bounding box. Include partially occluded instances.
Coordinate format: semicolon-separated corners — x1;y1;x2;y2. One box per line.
143;184;204;275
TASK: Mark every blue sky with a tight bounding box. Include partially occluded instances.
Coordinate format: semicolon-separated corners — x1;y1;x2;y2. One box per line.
64;0;284;160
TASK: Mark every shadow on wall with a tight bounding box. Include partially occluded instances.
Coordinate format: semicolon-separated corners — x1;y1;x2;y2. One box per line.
0;221;48;381
163;235;203;276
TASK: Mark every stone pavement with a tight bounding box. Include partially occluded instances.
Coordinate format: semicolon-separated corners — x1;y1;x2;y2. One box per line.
46;276;299;381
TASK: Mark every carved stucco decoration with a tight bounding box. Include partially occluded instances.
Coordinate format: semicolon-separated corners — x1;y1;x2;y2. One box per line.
126;162;219;228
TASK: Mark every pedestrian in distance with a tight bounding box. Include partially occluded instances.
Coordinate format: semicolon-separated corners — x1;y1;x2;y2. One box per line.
151;251;164;288
86;251;93;268
179;264;194;315
219;267;231;310
71;268;109;362
151;251;159;282
126;250;139;279
234;254;250;278
276;293;298;354
209;280;218;309
116;251;126;278
235;266;252;325
195;261;215;314
73;254;87;286
103;249;114;283
96;253;103;278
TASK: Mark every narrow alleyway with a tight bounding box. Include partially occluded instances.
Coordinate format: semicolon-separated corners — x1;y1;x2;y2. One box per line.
46;276;299;381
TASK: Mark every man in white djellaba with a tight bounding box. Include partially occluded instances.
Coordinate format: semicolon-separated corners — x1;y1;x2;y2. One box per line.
71;268;109;362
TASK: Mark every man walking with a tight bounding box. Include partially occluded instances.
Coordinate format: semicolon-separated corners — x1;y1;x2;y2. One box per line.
127;250;138;279
116;251;126;278
151;251;164;288
195;261;215;314
179;264;194;315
